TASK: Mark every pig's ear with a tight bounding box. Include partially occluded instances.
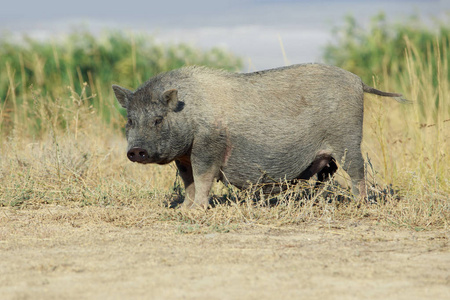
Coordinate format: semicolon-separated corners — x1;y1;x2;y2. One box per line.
112;85;132;108
162;89;178;111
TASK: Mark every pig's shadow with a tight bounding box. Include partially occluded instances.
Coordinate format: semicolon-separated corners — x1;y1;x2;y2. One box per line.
163;181;400;209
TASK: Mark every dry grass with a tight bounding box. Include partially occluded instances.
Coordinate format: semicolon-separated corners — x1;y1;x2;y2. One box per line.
0;39;448;233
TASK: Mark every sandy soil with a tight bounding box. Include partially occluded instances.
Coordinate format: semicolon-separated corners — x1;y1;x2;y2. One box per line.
1;207;449;300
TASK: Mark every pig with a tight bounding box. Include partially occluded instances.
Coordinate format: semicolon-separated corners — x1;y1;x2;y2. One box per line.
112;63;406;208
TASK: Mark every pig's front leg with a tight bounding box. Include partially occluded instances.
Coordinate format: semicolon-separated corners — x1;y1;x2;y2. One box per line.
175;159;195;208
190;167;219;209
188;145;224;209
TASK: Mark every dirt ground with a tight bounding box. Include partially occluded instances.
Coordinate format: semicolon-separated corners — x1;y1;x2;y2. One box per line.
1;207;449;300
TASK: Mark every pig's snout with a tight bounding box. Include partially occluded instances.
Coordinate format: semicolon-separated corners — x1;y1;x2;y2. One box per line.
127;147;149;163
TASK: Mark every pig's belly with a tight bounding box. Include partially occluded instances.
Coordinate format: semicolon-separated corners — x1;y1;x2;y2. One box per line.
217;121;323;189
219;147;313;189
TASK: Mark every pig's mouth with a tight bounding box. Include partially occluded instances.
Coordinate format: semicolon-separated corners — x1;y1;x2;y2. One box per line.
139;158;171;165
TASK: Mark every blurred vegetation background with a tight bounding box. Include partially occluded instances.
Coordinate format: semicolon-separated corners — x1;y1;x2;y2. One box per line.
0;13;448;137
324;12;449;86
0;31;242;136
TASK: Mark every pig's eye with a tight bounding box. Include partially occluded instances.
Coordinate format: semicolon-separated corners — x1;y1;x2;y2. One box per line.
154;117;163;126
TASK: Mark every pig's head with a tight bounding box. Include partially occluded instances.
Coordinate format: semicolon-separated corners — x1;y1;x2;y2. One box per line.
112;84;192;165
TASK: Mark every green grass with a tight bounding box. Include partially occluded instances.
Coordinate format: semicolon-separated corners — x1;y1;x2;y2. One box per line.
0;30;242;136
324;13;449;88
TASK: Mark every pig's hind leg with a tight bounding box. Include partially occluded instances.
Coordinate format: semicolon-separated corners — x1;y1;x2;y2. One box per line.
298;151;336;183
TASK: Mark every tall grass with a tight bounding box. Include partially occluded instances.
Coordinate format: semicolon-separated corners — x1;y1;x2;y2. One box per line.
325;13;449;197
0;19;448;230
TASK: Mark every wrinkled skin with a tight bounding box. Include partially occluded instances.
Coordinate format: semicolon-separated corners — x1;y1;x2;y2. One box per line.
113;64;405;208
113;86;192;165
